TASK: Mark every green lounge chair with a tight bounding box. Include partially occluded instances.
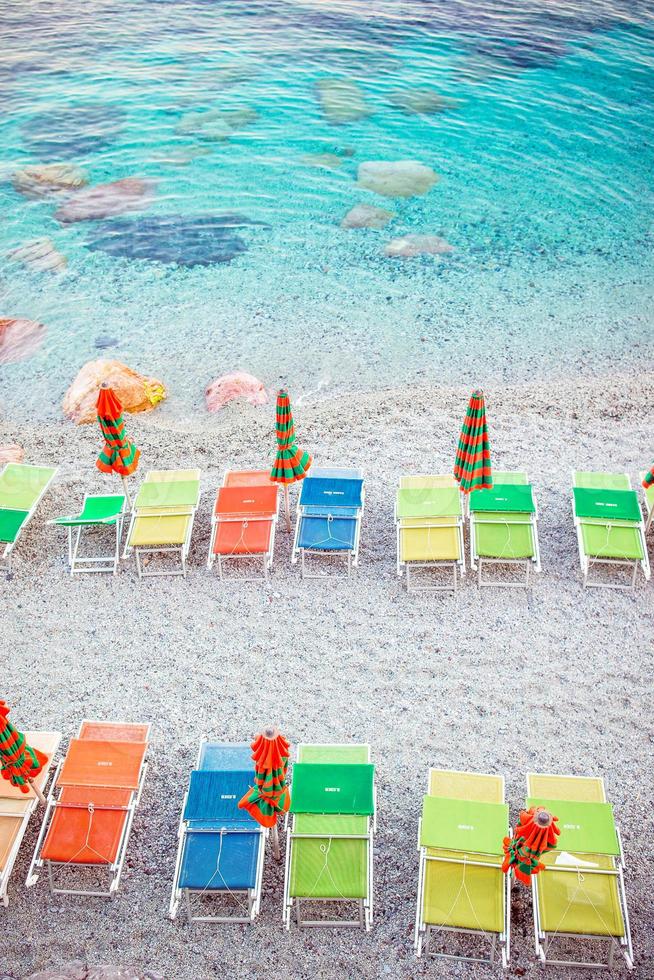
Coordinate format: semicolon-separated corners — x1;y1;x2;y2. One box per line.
526;773;633;970
414;769;510;966
395;476;465;592
123;469;201;578
572;471;649;589
50;494;126;575
0;463;58;571
469;471;541;587
283;743;375;930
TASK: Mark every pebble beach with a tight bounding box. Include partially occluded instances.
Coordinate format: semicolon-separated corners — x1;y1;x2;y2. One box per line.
2;375;653;979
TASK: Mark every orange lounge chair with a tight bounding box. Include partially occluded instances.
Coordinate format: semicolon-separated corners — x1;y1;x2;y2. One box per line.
1;730;60;907
208;480;279;581
26;720;150;898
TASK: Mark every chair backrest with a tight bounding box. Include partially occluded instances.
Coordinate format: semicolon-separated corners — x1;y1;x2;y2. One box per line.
573;472;630;491
420;795;508;854
59;738;147;790
312;467;363;481
492;471;527;485
223;470;275;488
399;475;456;490
299;477;363;510
396;486;461;519
78;720;150;742
184;769;254;821
198;741;253;772
290;762;375;815
297;743;370;764
0;463;57;511
527;772;605;803
214;485;277;517
429;768;504;803
135;470;201;510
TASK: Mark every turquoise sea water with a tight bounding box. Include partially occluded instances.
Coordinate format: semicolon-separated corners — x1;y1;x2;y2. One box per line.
1;0;653;420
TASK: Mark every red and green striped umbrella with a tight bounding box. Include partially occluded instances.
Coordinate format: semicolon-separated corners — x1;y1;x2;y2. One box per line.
502;805;560;886
96;385;140;478
454;389;493;493
643;465;654;490
270;389;312;530
0;700;48;795
238;728;291;834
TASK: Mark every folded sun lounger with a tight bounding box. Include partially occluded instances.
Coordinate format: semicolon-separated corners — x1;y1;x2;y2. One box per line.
208;478;279;581
283;743;375;930
169;739;267;923
50;494;126;575
469;471;541;587
0;730;60;907
26;720;150;897
414;769;510;966
292;475;364;578
395;476;465;592
526;772;633;970
572;471;649;589
124;469;201;578
0;463;58;572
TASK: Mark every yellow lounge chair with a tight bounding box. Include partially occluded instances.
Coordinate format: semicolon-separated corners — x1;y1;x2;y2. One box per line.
396;476;465;592
123;469;201;578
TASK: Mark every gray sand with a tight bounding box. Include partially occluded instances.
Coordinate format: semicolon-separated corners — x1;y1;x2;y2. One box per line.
2;376;653;979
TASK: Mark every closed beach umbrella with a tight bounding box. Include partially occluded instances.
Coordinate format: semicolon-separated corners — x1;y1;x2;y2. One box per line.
454;389;493;493
643;465;654;489
0;700;47;802
238;726;290;859
270;389;312;531
96;384;140;506
502;805;560;886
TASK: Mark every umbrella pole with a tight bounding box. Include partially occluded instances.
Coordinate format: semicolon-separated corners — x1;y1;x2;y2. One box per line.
270;820;281;861
28;778;46;805
283;485;291;533
121;476;132;509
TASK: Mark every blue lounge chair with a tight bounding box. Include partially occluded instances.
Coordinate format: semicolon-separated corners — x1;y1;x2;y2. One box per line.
169;740;266;923
291;475;364;578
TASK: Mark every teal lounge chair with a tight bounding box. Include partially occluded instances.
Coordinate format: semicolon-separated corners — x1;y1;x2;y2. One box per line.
469;472;541;587
283;743;375;930
572;472;649;589
50;494;126;575
0;463;58;571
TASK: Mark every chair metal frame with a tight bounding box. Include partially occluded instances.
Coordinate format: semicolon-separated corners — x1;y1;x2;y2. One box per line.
168;737;266;924
51;494;126;576
26;720;150;898
282;743;375;931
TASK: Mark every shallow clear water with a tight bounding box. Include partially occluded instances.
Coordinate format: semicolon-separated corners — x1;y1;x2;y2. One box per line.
1;0;653;420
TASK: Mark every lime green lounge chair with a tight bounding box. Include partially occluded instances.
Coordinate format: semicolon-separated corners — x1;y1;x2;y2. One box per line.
124;469;201;578
414;769;510;966
469;471;541;587
572;472;649;589
526;773;633;970
283;743;375;930
395;476;465;592
50;494;126;575
0;463;58;571
639;473;654;535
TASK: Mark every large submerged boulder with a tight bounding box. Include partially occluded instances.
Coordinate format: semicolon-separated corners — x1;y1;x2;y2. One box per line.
316;78;370;124
384;234;454;258
206;372;268;411
7;238;67;273
340;204;394;229
13;163;88;198
357;160;439;198
54;178;154;223
0;317;46;364
63;359;167;424
86;214;269;266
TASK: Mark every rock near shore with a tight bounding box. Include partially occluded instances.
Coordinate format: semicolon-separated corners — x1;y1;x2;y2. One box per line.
341;204;395;229
384;234;454;257
206;371;268;411
357;160;439;198
54;178;154;223
63;359;167;424
316;78;370;124
13;163;88;198
7;238;67;273
0;317;46;364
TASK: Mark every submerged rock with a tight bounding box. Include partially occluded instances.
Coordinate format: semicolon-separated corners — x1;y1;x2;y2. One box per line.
7;237;67;273
0;317;46;364
301;152;343;170
388;87;457;115
206;372;269;411
341;204;394;229
316;78;370;124
86;214;268;266
176;106;258;141
54;178;154;223
357;160;439;198
13;163;88;198
0;444;25;464
384;234;454;258
21;103;125;160
63;359;167;424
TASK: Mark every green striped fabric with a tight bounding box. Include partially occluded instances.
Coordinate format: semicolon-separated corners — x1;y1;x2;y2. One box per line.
454;390;492;493
270;389;312;484
96;386;140;478
0;700;47;793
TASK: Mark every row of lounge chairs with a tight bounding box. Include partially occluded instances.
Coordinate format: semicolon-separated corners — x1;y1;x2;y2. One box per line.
1;462;653;588
1;725;632;970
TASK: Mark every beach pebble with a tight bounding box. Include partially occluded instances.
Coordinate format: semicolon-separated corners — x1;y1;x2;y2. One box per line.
7;237;67;273
62;359;167;424
341;204;395;229
388;87;457;114
206;371;269;411
25;963;86;980
54;178;154;223
384;234;454;258
357;160;439;198
0;444;24;464
94;335;119;349
316;78;370;123
0;317;46;364
12;163;88;198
